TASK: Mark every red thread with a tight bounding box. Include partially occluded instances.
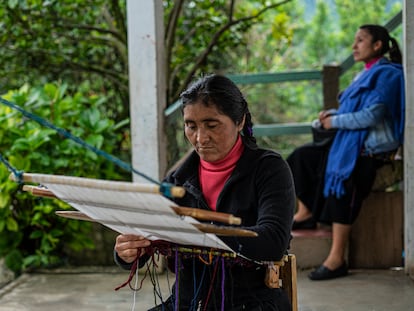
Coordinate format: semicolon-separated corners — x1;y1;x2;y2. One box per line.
114;256;139;291
202;257;221;311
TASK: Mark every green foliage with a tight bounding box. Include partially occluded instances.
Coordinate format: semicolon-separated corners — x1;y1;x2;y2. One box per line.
164;0;294;102
0;0;293;117
0;0;128;120
0;82;130;274
0;0;296;165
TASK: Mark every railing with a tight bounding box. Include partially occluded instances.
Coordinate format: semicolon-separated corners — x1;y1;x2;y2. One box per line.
165;10;402;138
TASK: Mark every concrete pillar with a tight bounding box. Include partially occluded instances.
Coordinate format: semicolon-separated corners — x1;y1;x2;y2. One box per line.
127;0;167;183
403;0;414;278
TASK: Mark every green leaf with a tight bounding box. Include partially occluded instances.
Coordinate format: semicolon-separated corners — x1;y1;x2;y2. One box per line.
0;192;10;208
22;255;41;269
7;0;19;9
10;138;31;151
29;230;43;239
6;217;18;231
85;134;103;149
94;119;111;133
87;108;101;128
43;83;58;100
49;228;64;237
5;249;23;273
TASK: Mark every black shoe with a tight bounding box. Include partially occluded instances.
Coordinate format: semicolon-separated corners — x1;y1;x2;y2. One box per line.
292;218;317;230
308;263;348;281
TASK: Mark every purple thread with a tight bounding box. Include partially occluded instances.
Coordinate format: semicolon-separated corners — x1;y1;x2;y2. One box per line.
175;248;179;311
221;257;225;311
247;126;253;136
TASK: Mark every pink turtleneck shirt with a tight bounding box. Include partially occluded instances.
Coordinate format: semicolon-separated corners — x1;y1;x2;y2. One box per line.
365;56;381;70
199;135;244;211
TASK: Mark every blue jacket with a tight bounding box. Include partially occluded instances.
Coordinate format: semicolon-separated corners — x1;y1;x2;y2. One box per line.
324;58;405;197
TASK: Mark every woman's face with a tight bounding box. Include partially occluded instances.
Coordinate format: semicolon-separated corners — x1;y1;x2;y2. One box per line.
183;101;244;162
352;28;382;63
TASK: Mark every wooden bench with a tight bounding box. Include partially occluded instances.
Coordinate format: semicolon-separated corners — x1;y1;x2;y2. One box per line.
349;190;403;268
349;159;404;268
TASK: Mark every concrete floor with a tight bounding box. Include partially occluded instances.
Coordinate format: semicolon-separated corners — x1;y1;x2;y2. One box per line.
0;266;413;311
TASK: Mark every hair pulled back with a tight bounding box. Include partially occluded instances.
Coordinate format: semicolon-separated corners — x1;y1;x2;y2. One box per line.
180;74;256;148
360;24;402;64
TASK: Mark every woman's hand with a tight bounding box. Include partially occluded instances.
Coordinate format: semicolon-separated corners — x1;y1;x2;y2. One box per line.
114;234;151;263
320;116;332;129
319;110;333;129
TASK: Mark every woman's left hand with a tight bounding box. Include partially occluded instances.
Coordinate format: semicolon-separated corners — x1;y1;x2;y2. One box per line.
320;116;332;129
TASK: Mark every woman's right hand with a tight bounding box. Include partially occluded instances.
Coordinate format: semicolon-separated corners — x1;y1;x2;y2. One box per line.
114;234;151;263
318;110;331;121
318;110;334;129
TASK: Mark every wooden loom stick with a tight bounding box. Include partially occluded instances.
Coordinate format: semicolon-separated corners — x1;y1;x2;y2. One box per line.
11;173;186;198
195;223;258;237
23;185;242;226
56;210;94;222
23;185;56;198
55;211;257;237
170;206;241;225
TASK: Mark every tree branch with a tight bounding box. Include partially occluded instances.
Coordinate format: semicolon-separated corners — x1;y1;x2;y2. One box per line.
165;0;185;98
100;6;128;68
109;0;127;42
59;22;126;43
172;0;292;100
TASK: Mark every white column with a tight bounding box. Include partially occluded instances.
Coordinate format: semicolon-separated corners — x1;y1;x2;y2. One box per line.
403;0;414;278
126;0;167;183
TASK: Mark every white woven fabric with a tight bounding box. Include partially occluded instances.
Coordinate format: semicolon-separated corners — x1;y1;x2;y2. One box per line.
24;173;233;251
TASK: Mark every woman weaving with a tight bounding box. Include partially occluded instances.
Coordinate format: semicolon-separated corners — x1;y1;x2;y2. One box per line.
287;24;405;280
114;74;295;310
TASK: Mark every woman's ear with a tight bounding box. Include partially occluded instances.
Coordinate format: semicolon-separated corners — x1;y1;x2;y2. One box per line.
238;115;246;132
373;40;383;53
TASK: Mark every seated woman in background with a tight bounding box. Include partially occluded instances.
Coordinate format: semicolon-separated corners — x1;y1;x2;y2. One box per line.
287;24;405;281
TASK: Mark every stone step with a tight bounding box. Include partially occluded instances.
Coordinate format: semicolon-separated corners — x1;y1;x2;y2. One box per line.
289;227;332;269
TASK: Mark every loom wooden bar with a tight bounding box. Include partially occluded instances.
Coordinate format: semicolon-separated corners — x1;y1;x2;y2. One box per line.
280;254;298;311
171;206;242;225
22;185;56;198
56;211;94;222
194;223;258;237
11;173;185;198
55;211;257;237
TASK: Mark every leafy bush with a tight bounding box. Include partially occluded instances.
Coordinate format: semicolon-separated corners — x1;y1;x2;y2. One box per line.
0;82;131;274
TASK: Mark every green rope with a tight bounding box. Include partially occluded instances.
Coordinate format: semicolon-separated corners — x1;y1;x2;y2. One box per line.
0;96;177;197
0;153;24;183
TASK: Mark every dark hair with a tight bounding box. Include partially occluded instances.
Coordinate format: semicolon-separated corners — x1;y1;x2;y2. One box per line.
359;24;402;64
180;74;257;147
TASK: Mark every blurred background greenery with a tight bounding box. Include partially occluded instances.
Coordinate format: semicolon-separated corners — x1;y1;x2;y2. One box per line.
0;0;402;273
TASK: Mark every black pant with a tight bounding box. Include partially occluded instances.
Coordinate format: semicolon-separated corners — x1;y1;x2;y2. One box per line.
287;143;384;225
